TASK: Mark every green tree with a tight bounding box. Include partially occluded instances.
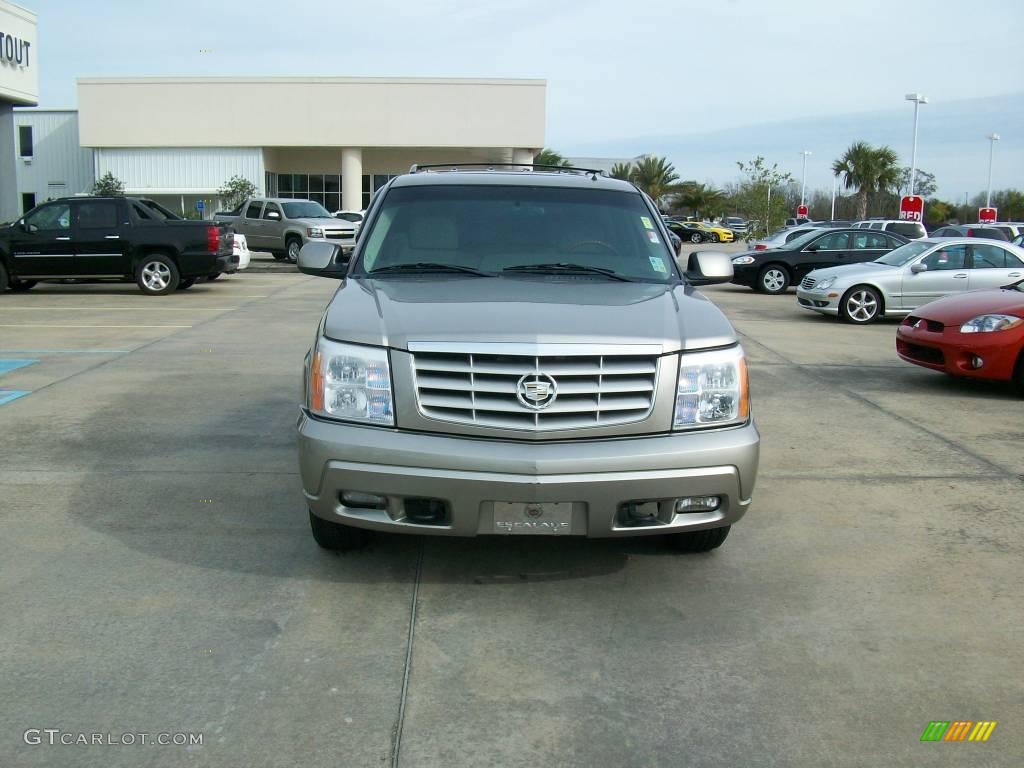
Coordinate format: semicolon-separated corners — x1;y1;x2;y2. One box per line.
217;175;257;210
92;171;125;196
629;155;685;208
675;182;725;220
610;161;633;181
926;200;953;227
532;148;570;169
731;156;795;237
831;142;901;220
896;167;937;198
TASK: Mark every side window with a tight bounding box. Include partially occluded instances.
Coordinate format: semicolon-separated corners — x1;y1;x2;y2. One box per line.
971;244;1014;269
852;232;888;249
76;201;119;229
885;235;905;249
24;202;71;231
131;202;154;220
244;201;264;219
922;245;967;271
869;222;884;230
262;203;281;220
810;232;850;250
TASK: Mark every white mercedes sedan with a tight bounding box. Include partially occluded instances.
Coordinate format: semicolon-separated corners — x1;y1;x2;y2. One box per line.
796;238;1024;324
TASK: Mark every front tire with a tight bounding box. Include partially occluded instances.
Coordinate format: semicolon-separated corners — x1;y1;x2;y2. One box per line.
136;254;180;296
690;232;702;243
756;264;790;294
840;285;883;324
285;237;302;263
710;232;721;243
668;525;731;553
309;509;368;552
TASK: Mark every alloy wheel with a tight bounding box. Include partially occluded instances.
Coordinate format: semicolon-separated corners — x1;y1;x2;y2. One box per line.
846;289;879;322
141;261;171;292
762;268;786;293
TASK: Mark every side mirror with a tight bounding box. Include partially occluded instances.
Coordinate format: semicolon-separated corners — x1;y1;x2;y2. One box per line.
297;241;349;279
684;251;733;286
910;262;927;273
266;211;281;220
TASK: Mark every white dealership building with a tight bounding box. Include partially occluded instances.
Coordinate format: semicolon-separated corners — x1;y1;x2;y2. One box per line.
4;69;547;220
0;0;38;222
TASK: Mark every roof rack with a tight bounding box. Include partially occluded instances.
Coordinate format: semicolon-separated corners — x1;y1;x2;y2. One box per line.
408;162;608;179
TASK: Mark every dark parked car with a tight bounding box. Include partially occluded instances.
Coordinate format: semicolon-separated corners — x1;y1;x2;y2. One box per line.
725;228;909;294
665;220;710;244
0;197;236;295
930;224;1009;241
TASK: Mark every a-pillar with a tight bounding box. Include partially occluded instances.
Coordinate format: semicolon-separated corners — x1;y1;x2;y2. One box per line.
341;148;363;212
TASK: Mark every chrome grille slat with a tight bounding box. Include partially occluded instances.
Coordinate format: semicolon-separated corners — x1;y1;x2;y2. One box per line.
801;277;817;290
412;350;659;431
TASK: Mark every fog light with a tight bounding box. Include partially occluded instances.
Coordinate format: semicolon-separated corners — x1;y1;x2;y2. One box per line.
971;356;984;369
340;491;387;509
675;496;721;512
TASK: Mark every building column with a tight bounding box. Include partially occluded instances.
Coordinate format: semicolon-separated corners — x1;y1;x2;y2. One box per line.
512;148;535;166
341;148;363;212
0;104;19;223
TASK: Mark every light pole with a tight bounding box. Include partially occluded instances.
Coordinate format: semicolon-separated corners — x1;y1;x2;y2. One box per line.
799;150;812;206
830;174;838;221
905;93;928;195
986;133;1000;208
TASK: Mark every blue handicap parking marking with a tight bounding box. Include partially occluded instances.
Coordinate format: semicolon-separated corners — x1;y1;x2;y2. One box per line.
0;390;31;406
0;359;39;375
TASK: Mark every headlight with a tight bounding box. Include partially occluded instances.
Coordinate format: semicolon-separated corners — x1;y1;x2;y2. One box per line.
959;314;1023;333
310;339;394;425
674;345;750;430
732;256;755;265
815;277;836;290
307;227;325;238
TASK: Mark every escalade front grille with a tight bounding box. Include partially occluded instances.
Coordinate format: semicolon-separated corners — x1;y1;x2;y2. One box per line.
411;350;659;431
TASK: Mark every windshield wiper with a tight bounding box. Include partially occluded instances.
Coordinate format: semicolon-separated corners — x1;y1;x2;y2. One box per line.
502;263;633;282
367;262;491;276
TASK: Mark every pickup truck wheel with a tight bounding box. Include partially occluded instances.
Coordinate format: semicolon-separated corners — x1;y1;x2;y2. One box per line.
286;237;302;263
756;264;789;294
177;278;196;290
668;525;731;553
309;509;368;552
9;279;36;292
137;255;180;295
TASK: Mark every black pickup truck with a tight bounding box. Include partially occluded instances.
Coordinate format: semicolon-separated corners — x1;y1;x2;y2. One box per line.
0;196;236;295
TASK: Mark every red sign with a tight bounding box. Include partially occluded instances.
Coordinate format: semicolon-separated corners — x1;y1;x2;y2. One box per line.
796;204;808;218
899;195;924;222
978;207;998;224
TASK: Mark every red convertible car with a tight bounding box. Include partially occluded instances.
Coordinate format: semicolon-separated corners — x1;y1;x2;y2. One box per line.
896;279;1024;392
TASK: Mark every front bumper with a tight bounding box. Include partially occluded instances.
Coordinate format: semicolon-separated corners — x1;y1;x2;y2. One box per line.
896;322;1022;381
298;413;760;538
796;287;840;315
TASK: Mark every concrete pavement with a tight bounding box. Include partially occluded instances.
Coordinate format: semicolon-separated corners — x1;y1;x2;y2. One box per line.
0;272;1020;767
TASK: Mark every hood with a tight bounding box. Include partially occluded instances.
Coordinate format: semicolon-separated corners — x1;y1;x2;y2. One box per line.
321;277;737;353
806;262;895;281
915;287;1024;323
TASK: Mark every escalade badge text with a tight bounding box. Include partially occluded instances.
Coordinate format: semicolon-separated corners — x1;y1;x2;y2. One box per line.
516;373;558;410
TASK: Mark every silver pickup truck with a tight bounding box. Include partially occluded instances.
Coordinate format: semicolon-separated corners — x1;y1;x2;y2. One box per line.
217;197;357;262
296;165;760;553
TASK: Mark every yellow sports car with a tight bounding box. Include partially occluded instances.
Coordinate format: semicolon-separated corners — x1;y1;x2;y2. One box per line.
693;223;735;243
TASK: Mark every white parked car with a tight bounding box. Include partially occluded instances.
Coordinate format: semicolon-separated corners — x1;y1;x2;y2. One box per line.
796;238;1024;324
851;219;928;239
207;233;249;281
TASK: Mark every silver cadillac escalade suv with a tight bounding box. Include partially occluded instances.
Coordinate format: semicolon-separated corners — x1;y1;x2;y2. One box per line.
297;165;759;553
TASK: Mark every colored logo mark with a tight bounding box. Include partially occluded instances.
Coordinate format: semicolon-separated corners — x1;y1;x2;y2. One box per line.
921;721;997;742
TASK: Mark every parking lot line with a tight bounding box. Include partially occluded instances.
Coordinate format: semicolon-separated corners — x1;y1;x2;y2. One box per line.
0;307;239;312
0;324;192;329
0;390;30;405
0;359;38;375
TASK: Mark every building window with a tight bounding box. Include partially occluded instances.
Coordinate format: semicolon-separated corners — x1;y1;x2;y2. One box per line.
21;193;36;214
18;125;33;158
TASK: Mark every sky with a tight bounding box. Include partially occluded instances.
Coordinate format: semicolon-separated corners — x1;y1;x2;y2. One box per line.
24;0;1024;200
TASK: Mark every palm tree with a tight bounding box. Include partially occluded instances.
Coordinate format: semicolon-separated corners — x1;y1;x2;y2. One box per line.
675;183;724;219
610;161;633;181
532;148;570;169
832;142;901;219
629;155;684;208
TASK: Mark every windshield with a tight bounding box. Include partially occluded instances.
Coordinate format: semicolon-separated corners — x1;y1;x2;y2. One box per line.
874;240;933;266
282;201;333;219
354;184;677;283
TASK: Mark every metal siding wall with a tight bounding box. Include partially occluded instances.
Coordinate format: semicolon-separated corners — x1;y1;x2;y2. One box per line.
13;111;95;208
95;147;263;193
